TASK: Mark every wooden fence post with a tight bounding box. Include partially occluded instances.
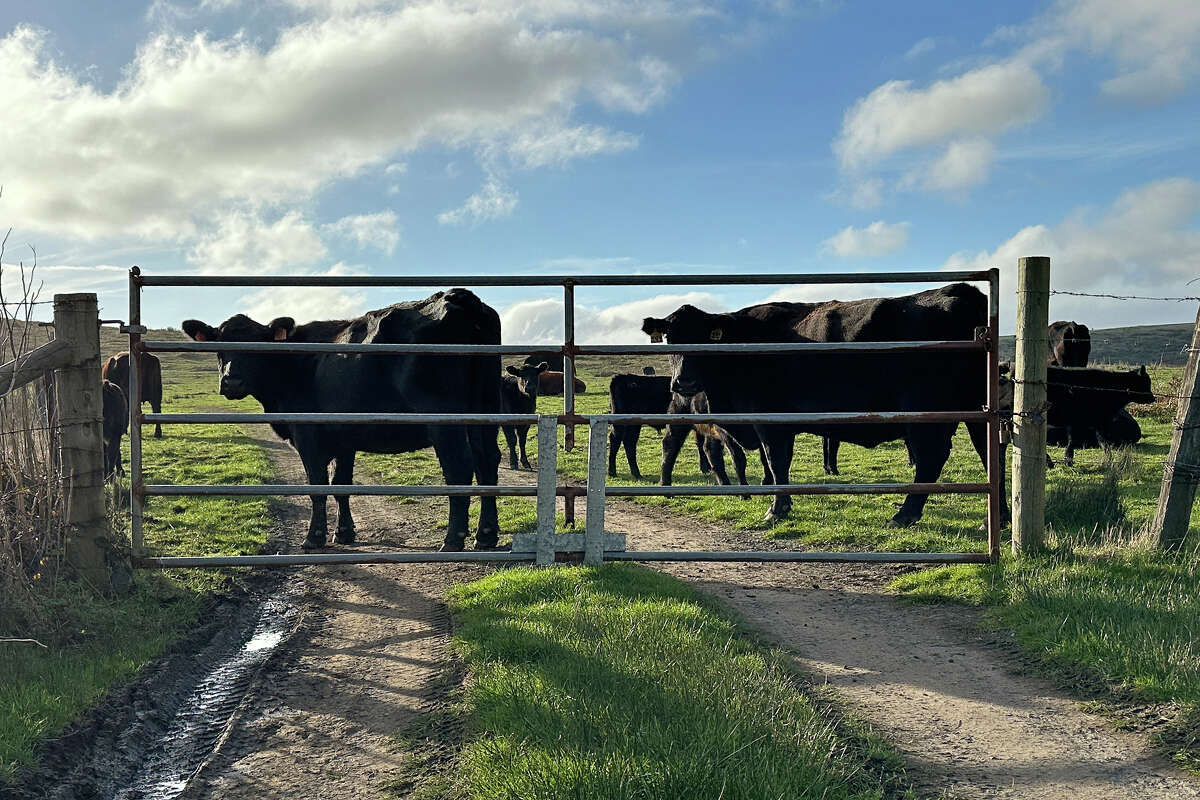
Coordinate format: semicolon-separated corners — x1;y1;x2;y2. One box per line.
53;293;114;590
1150;303;1200;550
1012;256;1050;554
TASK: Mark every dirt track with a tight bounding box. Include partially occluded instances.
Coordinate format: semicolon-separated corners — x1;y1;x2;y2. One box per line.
175;433;1197;799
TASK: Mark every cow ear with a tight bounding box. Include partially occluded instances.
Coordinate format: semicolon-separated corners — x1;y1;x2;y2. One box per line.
536;361;549;372
269;317;295;341
642;317;667;343
506;365;520;376
1139;365;1148;376
182;319;218;342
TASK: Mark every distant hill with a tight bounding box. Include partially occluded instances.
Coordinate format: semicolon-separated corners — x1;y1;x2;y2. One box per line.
999;322;1195;366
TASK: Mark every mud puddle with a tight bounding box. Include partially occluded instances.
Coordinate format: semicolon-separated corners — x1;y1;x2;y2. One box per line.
8;576;305;800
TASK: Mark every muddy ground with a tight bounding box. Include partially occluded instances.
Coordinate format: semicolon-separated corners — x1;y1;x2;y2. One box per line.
15;432;1200;800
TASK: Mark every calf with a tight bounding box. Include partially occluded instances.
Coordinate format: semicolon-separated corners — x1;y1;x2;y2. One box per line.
538;371;586;396
102;379;128;478
607;372;672;479
102;351;164;438
1048;408;1141;450
500;362;548;469
1046;365;1153;465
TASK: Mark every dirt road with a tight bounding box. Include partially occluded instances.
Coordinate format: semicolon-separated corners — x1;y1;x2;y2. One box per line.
163;435;1199;799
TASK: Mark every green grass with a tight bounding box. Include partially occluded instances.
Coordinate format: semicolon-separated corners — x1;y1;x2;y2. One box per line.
890;368;1200;769
0;348;273;785
438;564;917;800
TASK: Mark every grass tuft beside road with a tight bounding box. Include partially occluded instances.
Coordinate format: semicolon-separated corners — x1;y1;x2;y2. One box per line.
443;564;918;800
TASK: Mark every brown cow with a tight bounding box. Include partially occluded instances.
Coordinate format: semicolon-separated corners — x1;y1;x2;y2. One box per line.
537;370;586;395
102;351;164;437
102;379;128;477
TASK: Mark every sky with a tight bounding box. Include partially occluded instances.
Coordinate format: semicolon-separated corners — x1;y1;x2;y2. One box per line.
0;0;1198;342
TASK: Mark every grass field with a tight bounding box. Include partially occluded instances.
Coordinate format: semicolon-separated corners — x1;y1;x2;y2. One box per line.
0;347;274;785
416;564;918;800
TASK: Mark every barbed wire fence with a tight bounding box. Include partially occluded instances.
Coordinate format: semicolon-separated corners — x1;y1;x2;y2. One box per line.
1012;283;1200;548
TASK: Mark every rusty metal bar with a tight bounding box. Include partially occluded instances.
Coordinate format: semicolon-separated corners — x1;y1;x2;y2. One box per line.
128;267;144;553
144;412;539;425
606;551;992;563
144;339;984;355
143;484;538;497
134;551;532;568
606;482;990;496
986;267;1003;561
140;270;995;288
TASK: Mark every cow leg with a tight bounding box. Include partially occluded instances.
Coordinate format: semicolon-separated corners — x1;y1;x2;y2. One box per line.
433;426;474;551
608;425;622;477
697;432;713;475
150;393;163;438
298;447;331;550
468;424;502;549
1064;428;1076;467
332;451;357;545
623;426;644;480
966;420;1011;526
891;424;954;527
517;424;532;470
760;429;795;523
822;437;840;476
724;434;751;498
501;424;519;470
659;423;690;485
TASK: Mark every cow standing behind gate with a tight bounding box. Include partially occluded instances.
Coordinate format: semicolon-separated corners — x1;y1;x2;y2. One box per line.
643;283;1006;527
102;351;164;438
183;289;503;552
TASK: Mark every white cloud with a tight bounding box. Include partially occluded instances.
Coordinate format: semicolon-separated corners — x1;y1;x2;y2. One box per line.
186;211;327;274
1053;0;1200;103
904;36;936;61
321;211;401;254
437;180;519;226
822;220;910;259
945;177;1200;329
237;263;369;324
0;2;708;243
907;138;995;192
834;61;1049;171
501;290;725;345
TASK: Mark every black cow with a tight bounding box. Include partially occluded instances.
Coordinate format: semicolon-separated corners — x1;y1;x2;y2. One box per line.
500;361;547;469
1048;408;1141;450
1045;365;1153;466
183;290;503;552
102;379;128;478
103;351;164;438
643;283;1003;527
606;372;748;487
524;352;565;372
1048;321;1091;367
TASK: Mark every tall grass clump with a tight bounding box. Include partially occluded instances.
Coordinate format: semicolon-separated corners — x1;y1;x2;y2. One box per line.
0;254;69;642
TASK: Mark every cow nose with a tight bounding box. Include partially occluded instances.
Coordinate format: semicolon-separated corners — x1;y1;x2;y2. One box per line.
220;377;247;398
671;378;701;397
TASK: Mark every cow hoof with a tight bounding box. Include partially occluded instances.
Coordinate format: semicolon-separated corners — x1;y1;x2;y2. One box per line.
302;536;327;551
741;494;751;501
334;529;356;545
888;514;919;528
762;511;788;525
439;537;467;553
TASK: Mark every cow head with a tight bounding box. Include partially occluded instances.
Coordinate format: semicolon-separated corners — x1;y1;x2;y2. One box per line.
1128;365;1154;404
182;314;295;400
642;305;734;398
506;361;548;401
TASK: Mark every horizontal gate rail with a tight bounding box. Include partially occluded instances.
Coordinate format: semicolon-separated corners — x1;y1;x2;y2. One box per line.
135;551;534;568
143;339;984;355
139;270;994;287
606;482;991;497
143;484;540;497
127;266;1004;567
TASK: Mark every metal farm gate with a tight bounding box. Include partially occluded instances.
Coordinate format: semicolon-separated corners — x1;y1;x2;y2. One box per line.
125;267;1003;570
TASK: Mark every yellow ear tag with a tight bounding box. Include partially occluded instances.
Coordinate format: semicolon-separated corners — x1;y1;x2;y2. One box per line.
650;332;663;343
710;328;723;341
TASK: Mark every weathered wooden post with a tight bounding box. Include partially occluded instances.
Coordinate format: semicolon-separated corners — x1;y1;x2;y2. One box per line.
1150;303;1200;550
1012;256;1050;554
53;293;114;590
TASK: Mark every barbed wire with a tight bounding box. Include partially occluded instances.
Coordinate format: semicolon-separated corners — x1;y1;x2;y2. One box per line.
1049;290;1200;302
0;300;52;306
1007;376;1187;400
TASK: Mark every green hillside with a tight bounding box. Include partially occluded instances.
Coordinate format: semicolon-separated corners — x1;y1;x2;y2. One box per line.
999;322;1195;366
